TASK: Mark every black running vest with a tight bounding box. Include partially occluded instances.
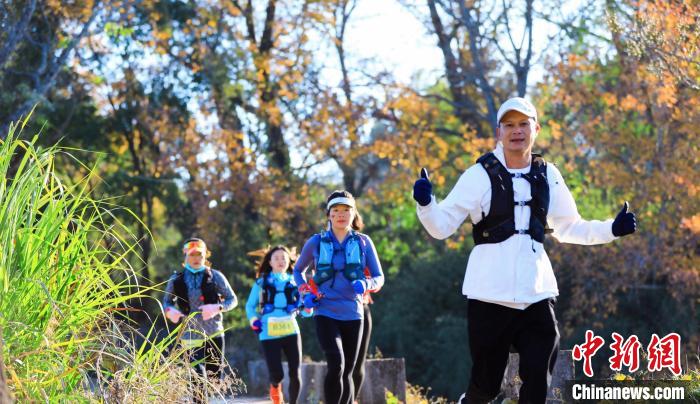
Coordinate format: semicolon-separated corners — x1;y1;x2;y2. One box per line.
172;269;220;315
472;152;552;245
260;275;298;309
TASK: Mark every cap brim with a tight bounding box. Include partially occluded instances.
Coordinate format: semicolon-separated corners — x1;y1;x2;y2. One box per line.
499;107;536;122
329;202;353;209
326;196;356;211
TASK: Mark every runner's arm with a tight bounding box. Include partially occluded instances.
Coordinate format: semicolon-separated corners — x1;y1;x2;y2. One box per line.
245;280;262;321
293;235;319;288
362;235;384;291
162;273;178;311
547;164;616;245
214;271;238;311
417;166;487;240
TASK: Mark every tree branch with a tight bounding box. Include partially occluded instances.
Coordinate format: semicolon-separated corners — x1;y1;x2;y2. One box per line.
0;0;37;69
234;0;257;46
2;1;103;138
517;0;534;96
259;0;277;54
457;0;497;131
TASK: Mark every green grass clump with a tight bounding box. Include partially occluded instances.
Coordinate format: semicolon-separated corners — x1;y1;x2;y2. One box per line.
0;119;241;402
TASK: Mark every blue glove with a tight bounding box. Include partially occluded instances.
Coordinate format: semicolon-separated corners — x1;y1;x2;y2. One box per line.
352;280;366;295
251;319;262;334
612;201;637;237
413;168;432;206
285;303;298;314
303;293;318;309
262;303;275;314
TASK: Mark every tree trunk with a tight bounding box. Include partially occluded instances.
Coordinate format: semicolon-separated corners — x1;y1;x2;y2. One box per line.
266;121;291;172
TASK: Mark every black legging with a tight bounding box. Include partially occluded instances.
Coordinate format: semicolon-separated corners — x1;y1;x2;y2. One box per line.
353;304;372;399
465;298;559;404
191;334;225;378
315;315;363;404
261;334;302;404
190;335;225;403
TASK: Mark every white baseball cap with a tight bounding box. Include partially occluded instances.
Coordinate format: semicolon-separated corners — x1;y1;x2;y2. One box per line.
326;196;355;211
497;97;537;124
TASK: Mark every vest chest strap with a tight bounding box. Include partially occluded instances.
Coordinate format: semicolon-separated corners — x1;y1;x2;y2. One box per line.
473;152;551;245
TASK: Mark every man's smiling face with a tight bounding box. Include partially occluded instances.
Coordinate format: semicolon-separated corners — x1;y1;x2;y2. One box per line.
496;110;540;155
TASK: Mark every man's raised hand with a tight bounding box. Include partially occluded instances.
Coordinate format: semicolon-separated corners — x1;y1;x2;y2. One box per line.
413;168;433;206
612;201;637;237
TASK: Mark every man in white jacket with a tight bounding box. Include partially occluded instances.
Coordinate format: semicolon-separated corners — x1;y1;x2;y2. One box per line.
412;97;637;404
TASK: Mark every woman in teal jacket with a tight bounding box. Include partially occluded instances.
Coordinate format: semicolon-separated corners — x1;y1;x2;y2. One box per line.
245;245;311;404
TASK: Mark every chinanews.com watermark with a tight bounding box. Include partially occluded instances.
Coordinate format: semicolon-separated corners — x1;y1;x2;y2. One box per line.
563;330;699;403
564;380;693;402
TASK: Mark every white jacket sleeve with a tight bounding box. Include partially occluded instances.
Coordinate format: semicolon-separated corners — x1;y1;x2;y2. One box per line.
416;165;490;240
547;164;617;245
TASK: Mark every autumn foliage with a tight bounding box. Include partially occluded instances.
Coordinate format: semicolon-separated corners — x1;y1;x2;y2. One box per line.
0;0;697;399
540;0;699;362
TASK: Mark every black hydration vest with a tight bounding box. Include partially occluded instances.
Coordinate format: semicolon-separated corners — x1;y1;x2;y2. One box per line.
260;275;298;309
172;269;220;315
472;152;552;245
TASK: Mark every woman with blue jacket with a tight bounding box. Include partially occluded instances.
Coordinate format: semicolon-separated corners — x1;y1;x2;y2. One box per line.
294;190;384;404
245;245;310;404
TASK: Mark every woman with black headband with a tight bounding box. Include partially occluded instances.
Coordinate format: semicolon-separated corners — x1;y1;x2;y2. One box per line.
294;190;384;404
162;237;237;402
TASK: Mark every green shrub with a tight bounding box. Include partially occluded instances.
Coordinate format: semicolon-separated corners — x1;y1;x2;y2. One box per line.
0;119;240;401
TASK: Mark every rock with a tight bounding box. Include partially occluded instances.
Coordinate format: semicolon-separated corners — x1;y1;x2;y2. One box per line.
500;349;574;403
356;358;407;403
246;358;407;403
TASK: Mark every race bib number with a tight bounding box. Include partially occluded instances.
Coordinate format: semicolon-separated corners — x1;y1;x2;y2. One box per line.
267;316;296;337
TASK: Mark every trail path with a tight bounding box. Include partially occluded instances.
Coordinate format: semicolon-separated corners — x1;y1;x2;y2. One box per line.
211;396;270;403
